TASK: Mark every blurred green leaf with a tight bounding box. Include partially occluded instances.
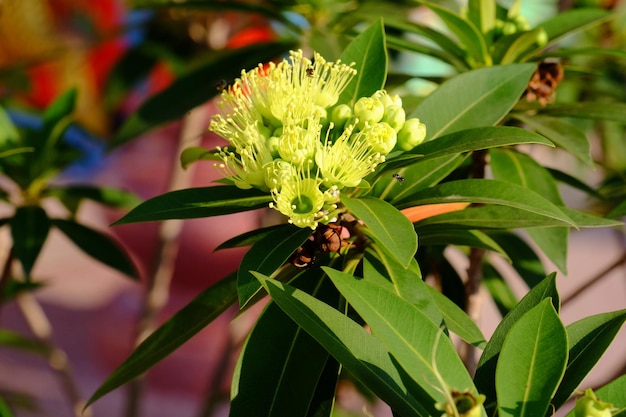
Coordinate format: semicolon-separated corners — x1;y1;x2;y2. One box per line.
255;272;436;417
512;114;592;166
215;224;287;251
397;179;575;227
0;329;49;355
0;395;15;417
112;42;294;147
418;229;510;261
10;206;50;278
237;225;311;308
413;64;536;140
129;0;290;22
39;88;77;152
537;102;626;123
467;0;495;45
423;2;489;66
553;309;626;409
594;374;626;416
231;271;338;417
342;196;417;268
323;267;478;404
607;199;626;219
483;263;518;317
112;186;272;225
548;168;605;201
338;18;387;106
486;231;546;288
180;146;221;169
495;299;567;417
475;273;559;415
88;273;237;407
496;28;547;64
0;106;19;146
44;185;142;213
50;219;138;280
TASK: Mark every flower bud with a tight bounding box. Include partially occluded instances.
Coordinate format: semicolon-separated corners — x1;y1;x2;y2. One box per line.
436;390;486;417
354;96;385;130
502;21;517;36
382;105;406;132
536;29;548;47
330;104;353;129
575;388;613;417
397;118;426;151
362;122;396;155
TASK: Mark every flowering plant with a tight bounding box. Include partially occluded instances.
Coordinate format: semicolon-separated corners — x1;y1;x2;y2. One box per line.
86;7;626;417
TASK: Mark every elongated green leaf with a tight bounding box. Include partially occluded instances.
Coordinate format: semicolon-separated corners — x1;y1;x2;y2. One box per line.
45;185;142;213
489;148;569;273
237;225;311;307
88;273;237;407
535;46;626;61
112;42;294;147
467;0;495;45
607;199;626;219
363;253;442;327
475;273;559;415
558;206;623;228
180;146;221;169
538;102;626;123
112;186;272;225
486;231;546;288
0;329;49;355
415;205;574;230
412;64;535;140
483;263;518;317
215;224;286;251
548;168;605;201
522;8;612;61
499;28;548;64
342;196;417;267
10;206;50;278
0;395;14;417
397;179;575;227
338;18;387;106
0;106;19;146
552;309;626;408
425;285;486;348
384;126;553;172
594;374;626;416
424;2;489;65
323;267;478;403
254;272;436;417
513;114;592;166
496;299;567;417
418;229;509;260
373;154;465;203
40;88;77;151
232;271;336;417
50;219;138;279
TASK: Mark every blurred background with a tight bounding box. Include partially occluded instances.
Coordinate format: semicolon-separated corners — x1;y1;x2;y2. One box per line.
0;0;624;416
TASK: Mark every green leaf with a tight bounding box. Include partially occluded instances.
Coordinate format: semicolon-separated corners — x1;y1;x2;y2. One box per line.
552;309;626;408
112;186;272;225
338;18;387;106
254;272;436;417
483;263;518;317
0;105;19;147
594;374;626;416
87;273;237;407
231;271;337;417
522;8;612;61
40;88;77;151
129;0;290;22
50;219;138;279
512;114;592;166
414;205;575;230
384;126;553;171
412;64;535;140
558;206;623;228
537;102;626;123
44;185;142;212
495;299;568;417
423;2;490;65
467;0;496;45
486;231;546;288
474;273;559;415
0;395;15;417
237;225;311;308
496;28;547;64
215;224;286;251
397;179;576;227
180;146;221;169
0;329;49;355
418;229;509;261
10;206;50;278
323;267;478;404
548;168;605;201
607;198;626;219
489;148;569;273
112;42;294;147
341;196;417;267
425;285;486;348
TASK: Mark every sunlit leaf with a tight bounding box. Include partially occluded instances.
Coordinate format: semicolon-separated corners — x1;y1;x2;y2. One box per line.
496;299;567;417
88;273;237;406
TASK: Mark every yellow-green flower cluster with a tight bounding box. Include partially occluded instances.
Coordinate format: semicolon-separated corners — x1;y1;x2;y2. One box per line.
209;50;426;229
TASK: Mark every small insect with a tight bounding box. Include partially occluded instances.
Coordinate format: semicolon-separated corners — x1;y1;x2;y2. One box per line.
392;173;405;183
291;240;316;268
305;67;315;77
315;223;344;253
215;79;228;92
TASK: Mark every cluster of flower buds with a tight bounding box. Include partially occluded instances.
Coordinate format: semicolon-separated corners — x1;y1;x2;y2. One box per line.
209;50;426;229
574;388;614;417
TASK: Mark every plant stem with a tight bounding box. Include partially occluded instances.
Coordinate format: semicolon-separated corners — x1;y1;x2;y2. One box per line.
15;292;92;417
124;112;205;417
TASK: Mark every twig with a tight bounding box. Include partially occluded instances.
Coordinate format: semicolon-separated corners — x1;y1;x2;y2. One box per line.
15;291;92;417
124;111;205;417
561;250;626;305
